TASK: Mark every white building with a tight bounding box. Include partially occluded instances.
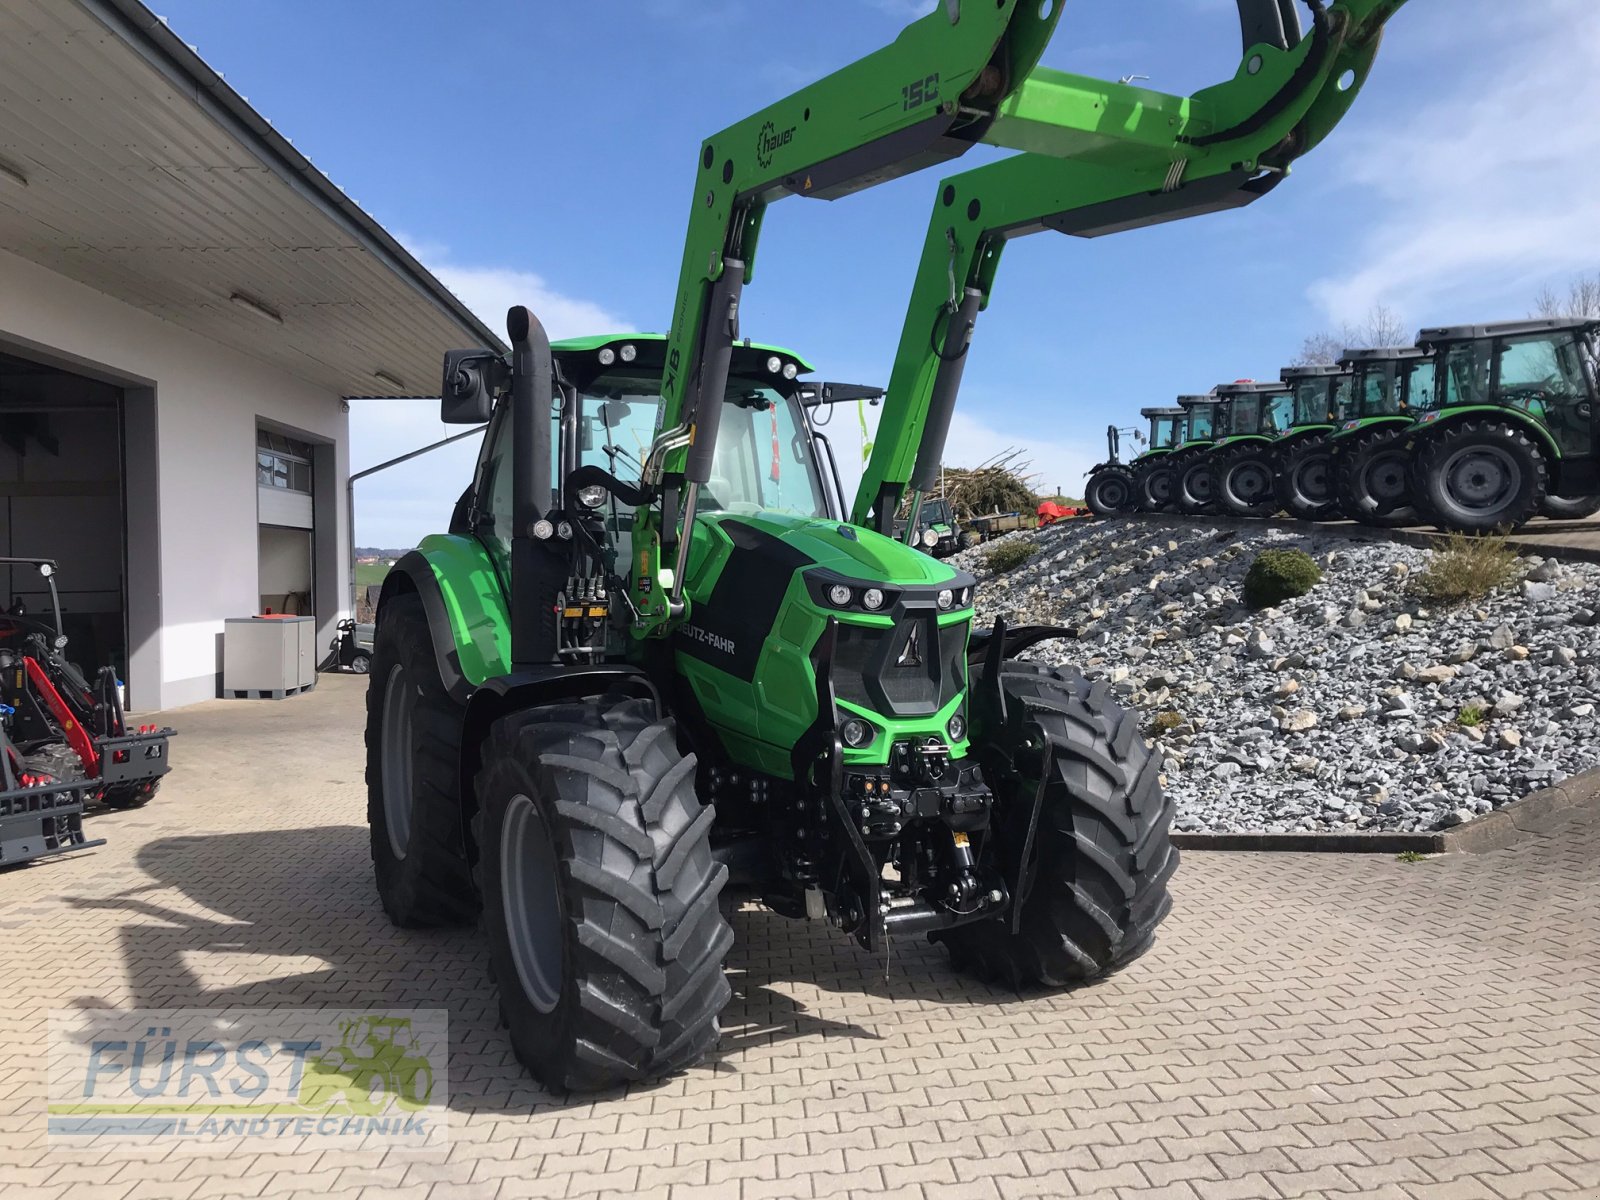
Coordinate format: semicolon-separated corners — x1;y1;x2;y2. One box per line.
0;0;500;708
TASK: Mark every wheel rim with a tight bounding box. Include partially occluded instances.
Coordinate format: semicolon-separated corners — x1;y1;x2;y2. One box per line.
1094;476;1130;510
352;654;371;675
501;794;564;1015
380;664;416;859
1296;456;1331;504
1186;467;1213;502
1443;445;1522;514
1147;471;1172;503
1364;451;1410;505
1229;461;1273;504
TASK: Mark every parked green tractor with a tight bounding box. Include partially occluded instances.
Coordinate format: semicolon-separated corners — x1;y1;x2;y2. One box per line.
1326;346;1432;527
1272;363;1353;520
1086;411;1184;516
364;0;1407;1092
1410;318;1600;532
1160;395;1223;515
1212;381;1295;517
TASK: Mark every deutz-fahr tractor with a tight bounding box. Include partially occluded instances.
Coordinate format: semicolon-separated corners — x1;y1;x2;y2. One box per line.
1327;346;1432;527
1159;395;1224;515
1086;410;1185;516
365;0;1407;1091
1273;363;1353;520
1409;319;1600;532
1212;381;1296;518
895;495;962;557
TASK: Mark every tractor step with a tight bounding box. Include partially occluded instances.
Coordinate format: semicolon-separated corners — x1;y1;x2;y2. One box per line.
0;777;103;868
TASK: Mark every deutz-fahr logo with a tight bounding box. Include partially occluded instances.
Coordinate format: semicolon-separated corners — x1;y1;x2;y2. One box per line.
757;120;796;172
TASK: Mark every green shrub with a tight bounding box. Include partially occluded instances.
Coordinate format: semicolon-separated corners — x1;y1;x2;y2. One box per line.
1151;710;1185;735
982;540;1038;574
1413;534;1521;603
1242;548;1323;610
1456;704;1485;728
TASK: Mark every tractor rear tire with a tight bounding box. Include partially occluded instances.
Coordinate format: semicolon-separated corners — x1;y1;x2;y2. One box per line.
1175;457;1217;515
1414;420;1548;535
1274;438;1340;522
1335;431;1417;528
958;530;983;551
1216;445;1281;518
474;696;731;1092
1137;461;1177;512
1085;465;1139;517
1538;495;1600;521
366;591;479;928
940;663;1177;987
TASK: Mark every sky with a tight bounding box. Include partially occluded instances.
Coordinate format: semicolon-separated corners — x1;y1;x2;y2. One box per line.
148;0;1600;547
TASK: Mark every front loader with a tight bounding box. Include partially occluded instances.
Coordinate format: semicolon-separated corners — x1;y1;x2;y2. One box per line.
1273;362;1353;519
366;0;1410;1092
1409;319;1600;532
1211;380;1296;517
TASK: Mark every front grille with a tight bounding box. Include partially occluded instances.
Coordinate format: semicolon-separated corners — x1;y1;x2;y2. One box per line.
830;618;968;719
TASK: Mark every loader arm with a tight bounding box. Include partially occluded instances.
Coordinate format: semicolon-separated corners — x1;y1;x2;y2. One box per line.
855;0;1408;530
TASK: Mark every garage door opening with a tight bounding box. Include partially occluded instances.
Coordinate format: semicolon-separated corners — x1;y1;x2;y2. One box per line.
0;349;127;687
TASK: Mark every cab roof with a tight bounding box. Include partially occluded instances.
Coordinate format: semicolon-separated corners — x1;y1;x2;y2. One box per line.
1177;394;1216;406
1417;318;1600;345
1337;345;1427;365
1280;363;1349;381
1140;406;1186;418
1215;380;1291;397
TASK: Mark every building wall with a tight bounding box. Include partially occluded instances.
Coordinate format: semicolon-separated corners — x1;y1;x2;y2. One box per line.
0;248;351;710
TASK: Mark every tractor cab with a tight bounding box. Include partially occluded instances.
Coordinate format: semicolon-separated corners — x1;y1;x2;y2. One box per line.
1215;381;1293;443
1175;395;1221;449
1140;407;1187;456
1337;346;1431;433
1281;363;1353;432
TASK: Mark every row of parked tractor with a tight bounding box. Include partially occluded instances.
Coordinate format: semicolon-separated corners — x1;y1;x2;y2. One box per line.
1084;317;1600;534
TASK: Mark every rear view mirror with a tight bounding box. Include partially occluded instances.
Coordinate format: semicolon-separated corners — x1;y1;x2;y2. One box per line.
441;350;509;424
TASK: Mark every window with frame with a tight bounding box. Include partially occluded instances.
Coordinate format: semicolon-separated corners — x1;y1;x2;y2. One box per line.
257;430;315;494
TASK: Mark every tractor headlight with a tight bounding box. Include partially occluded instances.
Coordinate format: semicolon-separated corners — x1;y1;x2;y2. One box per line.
619;343;637;363
598;348;616;366
827;584;853;608
862;588;886;611
766;355;783;375
782;362;799;380
947;713;967;742
936;589;954;610
921;528;938;548
532;519;555;540
840;717;874;748
577;484;607;508
959;587;972;606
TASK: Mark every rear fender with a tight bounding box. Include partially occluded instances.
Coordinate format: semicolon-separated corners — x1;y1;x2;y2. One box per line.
1412;406;1562;461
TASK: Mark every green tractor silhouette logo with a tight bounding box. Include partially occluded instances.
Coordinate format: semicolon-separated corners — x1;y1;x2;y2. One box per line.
297;1016;435;1115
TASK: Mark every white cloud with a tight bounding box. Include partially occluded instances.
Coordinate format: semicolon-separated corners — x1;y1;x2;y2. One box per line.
400;239;628;342
1307;1;1600;325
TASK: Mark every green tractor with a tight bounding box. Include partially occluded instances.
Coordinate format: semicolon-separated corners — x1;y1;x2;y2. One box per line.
1409;319;1600;532
1272;362;1354;520
364;0;1406;1091
1325;346;1432;527
1212;381;1296;518
1156;395;1223;515
1085;410;1185;516
894;495;962;557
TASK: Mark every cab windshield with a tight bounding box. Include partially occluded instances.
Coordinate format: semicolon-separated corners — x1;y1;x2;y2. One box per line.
1355;361;1405;418
1228;397;1262;436
922;499;954;526
579;373;829;519
1292;379;1333;426
1432;341;1491;412
1149;415;1185;449
1265;392;1294;433
1401;357;1436;412
1184;405;1216;440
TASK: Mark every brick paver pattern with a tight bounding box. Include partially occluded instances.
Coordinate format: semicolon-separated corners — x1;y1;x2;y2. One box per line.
2;676;1597;1199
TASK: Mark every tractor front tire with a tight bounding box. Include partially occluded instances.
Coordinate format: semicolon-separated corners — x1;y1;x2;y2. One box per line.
366;591;479;928
1085;465;1139;517
1175;458;1217;515
958;530;984;551
474;697;732;1092
1335;431;1417;528
1216;445;1281;518
941;664;1177;987
1137;462;1177;512
1274;438;1340;522
1414;420;1548;535
1538;495;1600;521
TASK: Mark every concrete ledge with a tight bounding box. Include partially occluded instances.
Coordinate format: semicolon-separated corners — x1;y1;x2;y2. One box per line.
1173;768;1600;855
1119;511;1600;565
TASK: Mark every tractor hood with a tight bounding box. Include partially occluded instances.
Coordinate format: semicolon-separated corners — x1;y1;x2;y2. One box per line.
701;510;962;587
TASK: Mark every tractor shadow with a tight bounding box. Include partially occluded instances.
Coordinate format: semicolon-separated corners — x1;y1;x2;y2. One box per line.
63;825;1047;1108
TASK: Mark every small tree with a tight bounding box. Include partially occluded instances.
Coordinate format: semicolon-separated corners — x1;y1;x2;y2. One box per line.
1294;302;1409;366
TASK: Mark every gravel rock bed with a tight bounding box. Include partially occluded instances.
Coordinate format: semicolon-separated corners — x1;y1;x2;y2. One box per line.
954;519;1600;834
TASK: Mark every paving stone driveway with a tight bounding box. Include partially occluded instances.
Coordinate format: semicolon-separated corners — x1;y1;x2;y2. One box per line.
2;675;1597;1199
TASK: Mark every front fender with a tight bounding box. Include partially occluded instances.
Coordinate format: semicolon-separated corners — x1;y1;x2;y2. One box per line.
377;536;510;704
